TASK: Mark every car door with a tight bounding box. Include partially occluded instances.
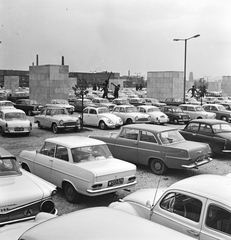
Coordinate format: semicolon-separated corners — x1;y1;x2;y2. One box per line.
152;190;206;239
180;122;200;142
113;107;126;123
113;127;138;163
33;141;56;182
88;108;98;126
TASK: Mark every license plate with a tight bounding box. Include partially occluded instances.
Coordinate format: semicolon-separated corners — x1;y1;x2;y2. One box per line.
15;127;24;131
108;178;124;187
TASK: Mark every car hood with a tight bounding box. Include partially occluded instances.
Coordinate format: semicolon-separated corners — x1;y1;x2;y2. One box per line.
78;158;136;177
126;112;149;118
0;174;45;210
6;120;30;127
216;131;231;139
47;115;78;121
148;112;168;118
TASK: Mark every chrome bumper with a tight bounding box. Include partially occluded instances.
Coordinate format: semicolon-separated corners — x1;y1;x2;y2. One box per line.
182;157;212;169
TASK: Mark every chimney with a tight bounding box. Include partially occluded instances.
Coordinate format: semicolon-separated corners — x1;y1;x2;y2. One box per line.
62;56;64;65
36;54;39;65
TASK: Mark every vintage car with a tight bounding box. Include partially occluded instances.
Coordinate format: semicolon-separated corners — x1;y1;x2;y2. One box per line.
160;105;191;124
213;96;231;104
128;97;149;107
0;100;15;109
184;97;201;105
109;174;231;240
0;108;32;136
34;106;81;134
203;103;231;122
0;207;193;240
112;98;130;105
136;105;169;124
179;104;216;120
143;98;167;108
68;98;92;112
0;147;57;226
46;99;75;114
89;124;212;175
82;106;123;130
221;103;231;111
14;99;44;116
91;97;116;111
111;105;151;124
180;119;231;156
161;98;183;106
19;136;137;203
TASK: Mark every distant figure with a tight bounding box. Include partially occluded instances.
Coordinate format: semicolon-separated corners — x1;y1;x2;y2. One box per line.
139;84;143;91
187;85;198;98
92;82;97;91
101;80;109;98
136;84;139;91
111;83;120;99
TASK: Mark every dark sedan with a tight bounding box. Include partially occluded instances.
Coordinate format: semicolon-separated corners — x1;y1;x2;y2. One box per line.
160;105;191;124
69;98;92;112
14;99;44;116
161;98;183;106
180;119;231;156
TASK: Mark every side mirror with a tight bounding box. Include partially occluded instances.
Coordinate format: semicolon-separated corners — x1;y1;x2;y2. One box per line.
146;200;151;208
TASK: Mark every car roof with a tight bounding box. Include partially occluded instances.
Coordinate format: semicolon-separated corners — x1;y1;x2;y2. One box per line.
137;105;158;109
203;103;223;106
123;124;177;132
19;207;192;240
85;106;108;110
114;105;135;107
170;174;231;207
162;105;179;108
43;106;66;110
179;104;202;107
0;108;25;113
46;136;105;148
189;119;226;124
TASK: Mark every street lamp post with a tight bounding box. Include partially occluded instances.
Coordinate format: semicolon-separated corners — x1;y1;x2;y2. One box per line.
173;34;200;103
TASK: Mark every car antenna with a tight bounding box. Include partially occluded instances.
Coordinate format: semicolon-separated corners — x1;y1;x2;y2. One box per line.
149;174;162;220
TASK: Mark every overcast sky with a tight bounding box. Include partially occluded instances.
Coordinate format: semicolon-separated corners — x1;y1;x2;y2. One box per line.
1;0;231;80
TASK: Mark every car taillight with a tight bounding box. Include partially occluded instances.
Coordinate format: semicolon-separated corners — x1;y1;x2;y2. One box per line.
40;200;55;213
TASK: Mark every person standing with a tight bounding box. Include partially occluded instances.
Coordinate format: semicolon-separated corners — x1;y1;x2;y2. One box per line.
111;83;120;99
187;85;198;98
101;79;109;98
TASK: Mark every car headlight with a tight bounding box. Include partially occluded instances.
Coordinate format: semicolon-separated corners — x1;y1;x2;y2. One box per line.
107;119;113;124
135;116;139;121
59;120;64;125
119;118;123;123
76;119;80;125
179;115;182;119
148;116;151;121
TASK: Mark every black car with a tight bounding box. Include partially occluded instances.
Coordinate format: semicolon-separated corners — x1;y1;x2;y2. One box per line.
14;99;44;116
161;98;183;106
69;98;92;112
160;105;190;124
180;119;231;156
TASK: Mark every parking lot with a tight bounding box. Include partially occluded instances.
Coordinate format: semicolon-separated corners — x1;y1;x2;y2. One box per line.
2;114;231;216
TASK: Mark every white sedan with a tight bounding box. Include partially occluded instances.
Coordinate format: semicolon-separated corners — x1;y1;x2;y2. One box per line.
19;136;137;203
82;106;123;130
137;105;169;124
109;174;231;240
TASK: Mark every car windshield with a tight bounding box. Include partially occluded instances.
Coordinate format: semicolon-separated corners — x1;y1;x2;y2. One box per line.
195;107;204;111
98;108;109;114
5;112;26;120
0;102;14;107
52;109;68;115
217;105;226;111
0;158;21;176
99;99;109;103
71;144;113;163
55;100;68;104
147;108;159;112
172;107;183;113
125;107;137;113
30;100;38;104
212;123;231;132
158;130;185;144
118;99;128;104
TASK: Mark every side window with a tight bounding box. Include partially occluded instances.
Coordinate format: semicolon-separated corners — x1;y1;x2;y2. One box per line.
113;107;119;113
119;128;139;140
140;131;157;143
206;205;231;235
83;108;88;114
0;112;2;119
188;107;195;111
199;124;212;133
211;106;217;111
55;145;69;161
181;106;187;111
39;142;56;157
160;192;202;222
89;109;97;114
185;122;199;131
46;109;52;115
120;108;125;113
139;108;145;113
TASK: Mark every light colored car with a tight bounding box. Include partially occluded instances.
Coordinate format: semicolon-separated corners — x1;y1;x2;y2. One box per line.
91;97;116;111
137;105;169;124
19;136;137;203
112;98;130;105
89;124;212;175
0;147;57;226
143;97;167;108
0;100;15;109
34;106;81;134
0;207;194;240
0;108;32;136
112;105;151;124
109;174;231;240
46;99;75;114
82;106;123;130
179;104;216;120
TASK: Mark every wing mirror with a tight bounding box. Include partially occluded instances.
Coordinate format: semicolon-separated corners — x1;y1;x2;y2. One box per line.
146;200;151;208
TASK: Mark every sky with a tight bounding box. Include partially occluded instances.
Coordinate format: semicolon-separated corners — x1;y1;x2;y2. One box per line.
1;0;231;80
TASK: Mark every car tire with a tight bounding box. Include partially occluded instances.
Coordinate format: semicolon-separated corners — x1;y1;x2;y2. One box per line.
52;123;59;134
99;121;106;130
221;116;228;121
149;159;167;175
28;110;33;116
0;127;5;136
126;118;133;125
64;182;80;203
22;164;30;172
172;118;178;124
38;121;42;129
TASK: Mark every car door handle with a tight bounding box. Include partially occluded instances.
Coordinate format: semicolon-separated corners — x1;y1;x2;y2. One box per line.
187;229;199;237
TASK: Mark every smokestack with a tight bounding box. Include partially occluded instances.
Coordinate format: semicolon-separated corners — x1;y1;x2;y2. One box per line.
62;56;64;65
128;70;130;77
36;54;39;66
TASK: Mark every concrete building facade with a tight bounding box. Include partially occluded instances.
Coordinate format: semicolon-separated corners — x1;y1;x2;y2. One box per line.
221;76;231;96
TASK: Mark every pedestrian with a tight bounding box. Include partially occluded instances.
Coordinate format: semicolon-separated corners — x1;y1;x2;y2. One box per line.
111;83;120;99
187;85;198;98
101;81;109;99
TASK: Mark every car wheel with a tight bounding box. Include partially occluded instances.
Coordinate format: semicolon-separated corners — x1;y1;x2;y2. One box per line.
38;121;42;129
22;164;30;172
52;123;59;134
99;121;106;130
64;182;80;203
0;127;5;136
172;118;179;124
126;118;133;125
28;110;33;116
149;159;167;175
221;116;228;121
